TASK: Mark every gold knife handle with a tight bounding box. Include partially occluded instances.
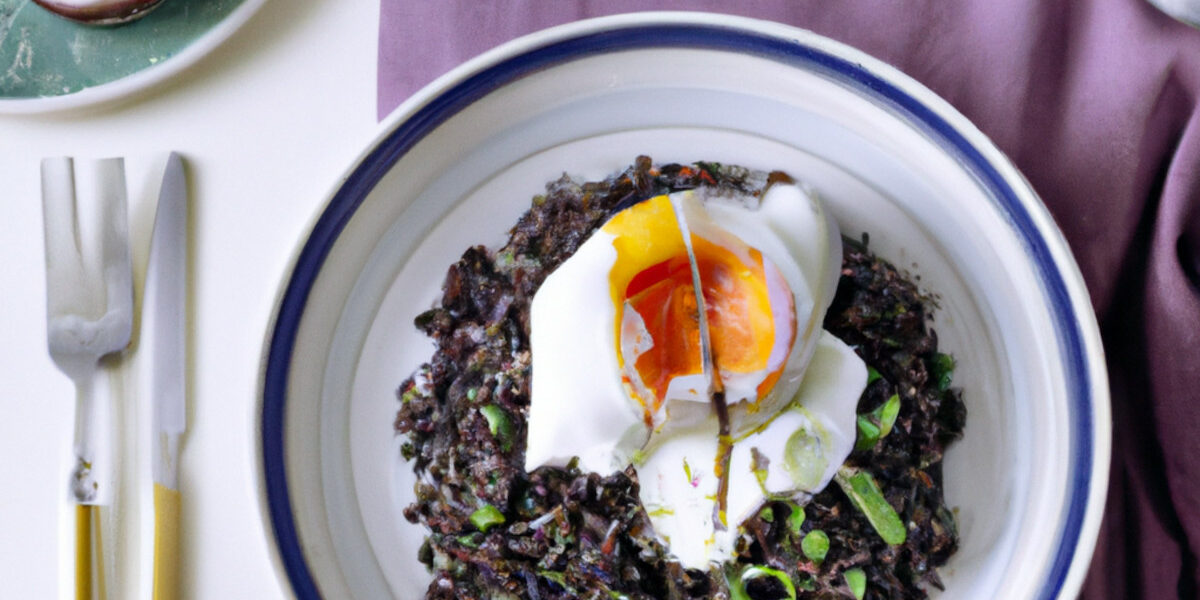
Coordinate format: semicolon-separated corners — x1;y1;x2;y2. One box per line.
75;505;105;600
152;483;181;600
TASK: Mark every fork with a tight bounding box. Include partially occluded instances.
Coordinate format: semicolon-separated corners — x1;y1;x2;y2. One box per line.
41;157;133;600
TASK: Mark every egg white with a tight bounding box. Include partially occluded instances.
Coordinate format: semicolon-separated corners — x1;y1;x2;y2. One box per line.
525;227;649;474
637;331;866;568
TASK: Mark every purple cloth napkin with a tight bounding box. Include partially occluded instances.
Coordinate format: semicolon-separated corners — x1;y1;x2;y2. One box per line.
378;1;1200;597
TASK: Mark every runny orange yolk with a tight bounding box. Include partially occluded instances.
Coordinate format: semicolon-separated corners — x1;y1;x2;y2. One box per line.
603;194;795;417
623;254;704;407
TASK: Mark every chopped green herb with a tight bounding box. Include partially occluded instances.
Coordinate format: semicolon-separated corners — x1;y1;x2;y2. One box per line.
759;506;775;523
855;393;901;450
845;568;867;599
466;387;477;402
855;415;881;451
469;504;506;532
932;352;956;391
399;385;422;404
478;405;514;452
878;393;901;437
786;502;806;535
539;570;566;586
801;530;830;563
540;569;579;594
835;467;907;545
724;563;751;600
866;366;883;385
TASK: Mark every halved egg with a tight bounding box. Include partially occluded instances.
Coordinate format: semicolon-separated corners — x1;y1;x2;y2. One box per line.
524;178;865;569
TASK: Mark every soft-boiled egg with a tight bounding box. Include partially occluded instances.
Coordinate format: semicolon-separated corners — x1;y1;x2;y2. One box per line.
525;179;866;569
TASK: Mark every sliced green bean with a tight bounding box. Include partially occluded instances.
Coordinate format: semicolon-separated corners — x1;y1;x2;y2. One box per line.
835;467;906;545
844;568;867;599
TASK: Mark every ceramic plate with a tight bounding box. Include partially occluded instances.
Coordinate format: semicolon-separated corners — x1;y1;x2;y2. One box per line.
0;0;265;113
259;13;1110;600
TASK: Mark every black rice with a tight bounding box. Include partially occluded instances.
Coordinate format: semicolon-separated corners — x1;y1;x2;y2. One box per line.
395;158;965;599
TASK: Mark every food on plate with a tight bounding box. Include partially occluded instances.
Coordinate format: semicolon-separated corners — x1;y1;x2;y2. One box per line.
526;182;858;569
396;157;966;599
32;0;164;25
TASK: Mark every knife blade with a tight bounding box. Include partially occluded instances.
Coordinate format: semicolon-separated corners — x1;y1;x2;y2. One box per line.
142;153;187;600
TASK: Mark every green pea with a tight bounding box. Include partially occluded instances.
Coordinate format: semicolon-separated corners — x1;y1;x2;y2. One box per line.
801;530;829;563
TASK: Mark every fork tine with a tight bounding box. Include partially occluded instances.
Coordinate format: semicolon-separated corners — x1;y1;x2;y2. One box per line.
92;158;134;341
41;157;92;323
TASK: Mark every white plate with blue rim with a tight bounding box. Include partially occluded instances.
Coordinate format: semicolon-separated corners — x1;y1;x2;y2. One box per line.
257;12;1110;599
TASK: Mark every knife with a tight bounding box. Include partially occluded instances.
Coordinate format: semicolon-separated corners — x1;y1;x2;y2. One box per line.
142;153;187;600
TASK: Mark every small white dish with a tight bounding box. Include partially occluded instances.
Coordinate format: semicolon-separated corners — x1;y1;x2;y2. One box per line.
258;12;1110;599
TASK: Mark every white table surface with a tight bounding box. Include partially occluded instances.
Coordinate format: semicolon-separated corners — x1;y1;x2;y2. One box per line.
0;1;382;597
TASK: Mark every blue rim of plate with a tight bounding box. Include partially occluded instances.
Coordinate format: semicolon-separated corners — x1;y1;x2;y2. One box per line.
263;20;1096;600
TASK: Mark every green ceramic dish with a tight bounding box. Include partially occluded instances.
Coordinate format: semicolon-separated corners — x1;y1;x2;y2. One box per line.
0;0;264;112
